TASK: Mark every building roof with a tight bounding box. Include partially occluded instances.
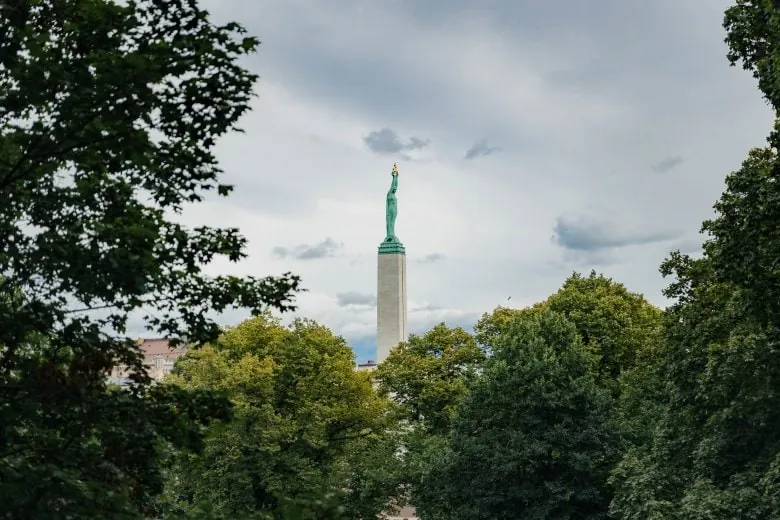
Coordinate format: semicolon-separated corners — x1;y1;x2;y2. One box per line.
136;338;188;357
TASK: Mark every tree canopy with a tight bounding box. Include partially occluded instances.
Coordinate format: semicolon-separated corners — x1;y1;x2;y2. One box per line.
607;5;780;517
376;323;485;435
161;314;391;518
476;271;662;394
610;149;780;519
0;1;299;517
416;310;623;520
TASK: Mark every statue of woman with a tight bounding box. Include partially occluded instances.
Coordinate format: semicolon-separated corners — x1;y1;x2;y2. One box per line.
385;164;399;241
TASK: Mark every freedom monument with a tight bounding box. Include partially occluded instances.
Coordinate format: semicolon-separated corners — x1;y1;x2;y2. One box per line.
376;163;409;363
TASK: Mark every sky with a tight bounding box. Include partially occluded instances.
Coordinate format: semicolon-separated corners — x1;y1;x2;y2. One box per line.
141;0;774;362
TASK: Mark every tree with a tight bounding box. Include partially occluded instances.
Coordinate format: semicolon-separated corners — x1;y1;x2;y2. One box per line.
335;429;407;520
0;1;299;517
609;3;780;515
475;272;663;394
544;273;666;447
547;272;662;388
161;315;390;518
373;324;485;517
610;152;780;519
725;0;780;115
417;310;622;520
474;304;543;351
376;323;485;435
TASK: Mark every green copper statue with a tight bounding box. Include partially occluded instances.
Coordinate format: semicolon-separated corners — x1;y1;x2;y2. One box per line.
385;163;399;242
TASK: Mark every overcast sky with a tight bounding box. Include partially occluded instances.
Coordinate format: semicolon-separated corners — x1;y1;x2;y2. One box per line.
153;0;773;362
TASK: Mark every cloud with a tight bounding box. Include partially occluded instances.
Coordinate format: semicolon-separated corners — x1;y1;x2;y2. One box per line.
336;291;377;307
363;128;430;156
652;156;684;173
418;253;446;264
162;0;775;363
559;248;620;268
272;237;343;260
411;302;443;312
552;214;682;252
671;236;705;255
464;140;501;160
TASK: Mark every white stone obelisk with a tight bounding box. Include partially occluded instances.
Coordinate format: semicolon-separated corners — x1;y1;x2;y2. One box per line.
376;163;408;364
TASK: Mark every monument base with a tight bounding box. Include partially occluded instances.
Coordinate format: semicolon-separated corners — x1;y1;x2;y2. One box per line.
378;238;406;255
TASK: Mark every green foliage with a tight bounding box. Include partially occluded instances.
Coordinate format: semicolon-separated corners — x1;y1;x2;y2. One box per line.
545;271;663;390
476;272;663;394
545;273;667;447
609;256;780;518
373;324;486;518
610;157;780;515
161;314;390;518
335;430;407;520
608;4;780;512
702;147;780;323
0;347;233;519
417;310;623;520
0;0;299;517
474;304;544;350
376;323;485;436
725;0;780;113
609;12;780;518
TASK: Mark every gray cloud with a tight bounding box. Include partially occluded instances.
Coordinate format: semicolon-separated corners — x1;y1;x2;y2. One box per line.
418;253;446;264
672;236;705;255
228;0;735;144
552;215;681;252
196;0;770;332
410;312;483;334
336;292;377;307
272;237;343;260
652;156;684;173
363;128;430;155
561;249;620;268
464;140;501;160
410;302;443;313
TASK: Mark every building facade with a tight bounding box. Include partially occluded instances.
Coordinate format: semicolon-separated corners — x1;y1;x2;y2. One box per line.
108;338;188;386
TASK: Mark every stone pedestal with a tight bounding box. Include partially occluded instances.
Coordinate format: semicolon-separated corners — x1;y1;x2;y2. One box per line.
377;240;408;363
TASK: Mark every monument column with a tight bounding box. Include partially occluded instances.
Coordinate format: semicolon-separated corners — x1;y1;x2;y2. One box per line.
377;163;408;363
